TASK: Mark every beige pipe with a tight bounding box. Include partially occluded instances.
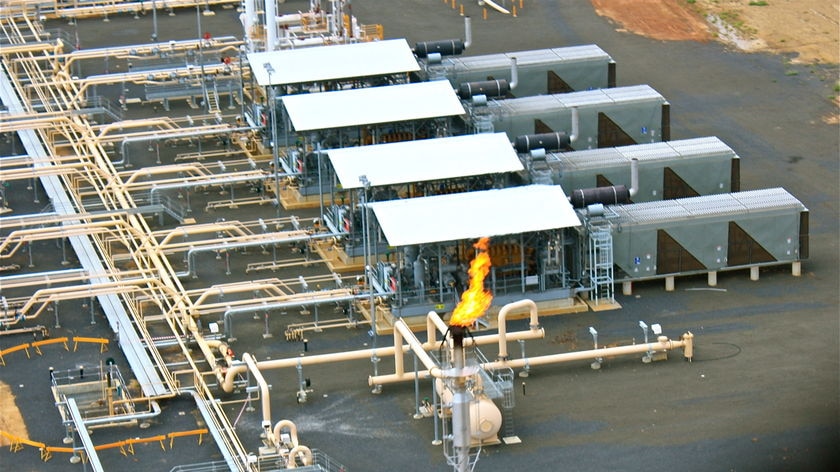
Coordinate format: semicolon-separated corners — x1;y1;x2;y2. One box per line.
191;282;285;311
426;311;449;347
394;319;443;379
243;353;271;426
206;340;235;364
286;444;313;468
272;419;300;449
220;311;547;391
221;345;408;392
497;299;539;360
158;222;249;247
393;328;405;378
485;332;695;371
371;333;693;385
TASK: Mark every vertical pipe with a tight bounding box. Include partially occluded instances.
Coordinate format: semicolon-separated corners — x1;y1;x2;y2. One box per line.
244;0;255;49
463;16;472;49
497;299;538;360
450;326;470;472
393;325;405;377
244;353;271;425
509;56;518;90
265;0;277;52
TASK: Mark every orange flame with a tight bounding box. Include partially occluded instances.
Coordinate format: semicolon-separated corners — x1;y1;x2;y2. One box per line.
450;237;493;327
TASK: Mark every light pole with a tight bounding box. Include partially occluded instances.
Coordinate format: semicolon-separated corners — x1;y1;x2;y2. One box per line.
264;63;281;218
151;0;158;41
359;175;381;393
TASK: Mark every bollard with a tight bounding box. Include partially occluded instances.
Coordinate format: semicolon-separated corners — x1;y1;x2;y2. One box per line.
708;271;717;287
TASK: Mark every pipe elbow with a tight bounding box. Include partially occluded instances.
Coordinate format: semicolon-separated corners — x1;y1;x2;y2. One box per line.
569;107;580;143
273;419;299;448
628;158;639;197
463;16;472;49
509;56;518;90
287;444;313;468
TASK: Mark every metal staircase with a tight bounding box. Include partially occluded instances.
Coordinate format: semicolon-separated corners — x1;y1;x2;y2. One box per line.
587;222;614;306
204;81;221;114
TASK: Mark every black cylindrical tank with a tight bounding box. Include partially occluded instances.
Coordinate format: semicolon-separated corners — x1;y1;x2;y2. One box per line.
570;185;631;208
457;79;510;99
414;39;465;58
514;132;571;153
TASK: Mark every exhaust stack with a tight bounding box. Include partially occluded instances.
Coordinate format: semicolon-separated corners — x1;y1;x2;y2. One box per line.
464;16;472;49
569;106;579;143
629;157;639;197
449;325;471;472
509;56;518;90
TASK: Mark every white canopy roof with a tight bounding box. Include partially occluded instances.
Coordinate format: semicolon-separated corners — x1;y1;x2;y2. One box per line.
328;133;522;189
367;185;581;246
248;39;419;86
281;80;465;132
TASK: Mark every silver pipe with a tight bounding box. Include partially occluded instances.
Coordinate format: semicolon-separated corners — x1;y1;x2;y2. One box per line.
463;16;472;49
222;292;369;340
77;399;161;427
116;126;255;166
149;173;269;202
629;157;639;197
451;331;470;472
265;0;277;51
569;107;579;143
180;231;341;278
509;56;518;90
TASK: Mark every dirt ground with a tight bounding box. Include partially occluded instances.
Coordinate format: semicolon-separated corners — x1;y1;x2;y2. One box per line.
590;0;839;65
0;381;28;446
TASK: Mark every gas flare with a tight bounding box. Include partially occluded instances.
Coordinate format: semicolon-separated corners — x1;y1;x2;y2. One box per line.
450;237;493;327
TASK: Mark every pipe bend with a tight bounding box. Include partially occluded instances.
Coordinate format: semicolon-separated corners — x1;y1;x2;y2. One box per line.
287;444;313;468
497;299;539;359
628;158;639;197
273;419;300;448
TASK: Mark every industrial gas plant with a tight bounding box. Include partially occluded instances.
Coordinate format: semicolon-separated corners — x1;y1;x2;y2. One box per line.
0;1;810;472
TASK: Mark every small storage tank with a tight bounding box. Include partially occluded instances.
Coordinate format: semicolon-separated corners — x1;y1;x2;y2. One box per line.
435;378;503;444
485;85;669;148
534;136;740;202
609;188;808;280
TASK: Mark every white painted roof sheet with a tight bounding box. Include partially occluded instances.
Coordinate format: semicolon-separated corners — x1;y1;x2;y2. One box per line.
328;133;522;189
248;39;420;86
550;136;736;169
450;44;611;71
613;188;806;225
281;80;465;131
367;185;581;246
